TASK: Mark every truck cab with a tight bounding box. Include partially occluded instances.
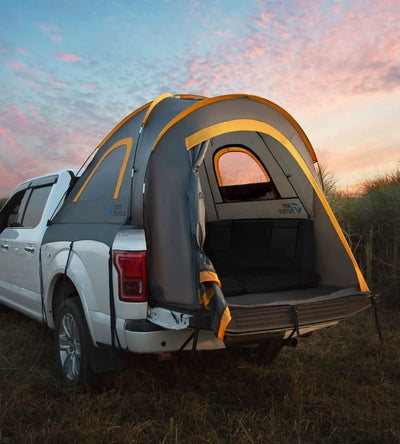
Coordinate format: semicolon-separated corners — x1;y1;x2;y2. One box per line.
0;171;73;320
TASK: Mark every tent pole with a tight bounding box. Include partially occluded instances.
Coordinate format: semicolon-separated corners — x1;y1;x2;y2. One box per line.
371;294;383;343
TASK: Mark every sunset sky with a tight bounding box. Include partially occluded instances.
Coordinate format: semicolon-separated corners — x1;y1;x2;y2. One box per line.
0;0;399;196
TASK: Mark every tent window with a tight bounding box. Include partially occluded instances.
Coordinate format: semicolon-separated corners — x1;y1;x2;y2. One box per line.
214;146;280;202
73;137;133;202
78;148;126;201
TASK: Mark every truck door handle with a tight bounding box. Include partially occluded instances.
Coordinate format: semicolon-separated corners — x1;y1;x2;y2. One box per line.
24;246;35;253
1;243;9;250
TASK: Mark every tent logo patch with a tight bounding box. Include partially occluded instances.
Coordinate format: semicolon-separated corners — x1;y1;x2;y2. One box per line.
107;204;127;217
279;202;302;215
291;203;302;214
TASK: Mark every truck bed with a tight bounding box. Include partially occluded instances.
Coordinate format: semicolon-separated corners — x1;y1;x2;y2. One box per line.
204;219;371;337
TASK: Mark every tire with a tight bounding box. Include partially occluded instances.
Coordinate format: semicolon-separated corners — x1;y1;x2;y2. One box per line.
54;297;94;386
0;302;10;313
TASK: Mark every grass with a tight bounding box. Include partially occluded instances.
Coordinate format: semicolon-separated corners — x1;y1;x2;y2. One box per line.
1;308;399;443
332;166;400;308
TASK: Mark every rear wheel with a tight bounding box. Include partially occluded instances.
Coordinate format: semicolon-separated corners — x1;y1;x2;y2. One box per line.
54;297;94;386
0;303;10;313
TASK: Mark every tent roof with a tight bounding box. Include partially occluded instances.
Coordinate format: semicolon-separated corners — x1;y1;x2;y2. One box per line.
151;94;318;163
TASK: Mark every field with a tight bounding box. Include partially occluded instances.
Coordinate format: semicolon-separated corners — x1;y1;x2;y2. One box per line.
1;308;399;443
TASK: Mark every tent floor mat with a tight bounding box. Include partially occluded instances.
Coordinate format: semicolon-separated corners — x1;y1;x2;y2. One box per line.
226;285;344;307
225;286;372;335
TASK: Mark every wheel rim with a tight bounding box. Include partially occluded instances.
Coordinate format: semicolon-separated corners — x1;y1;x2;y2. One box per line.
58;313;81;382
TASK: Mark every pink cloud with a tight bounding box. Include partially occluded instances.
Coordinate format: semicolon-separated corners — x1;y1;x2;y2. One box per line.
6;60;38;85
0;163;23;197
25;105;41;119
16;48;30;56
56;52;83;63
328;142;400;175
36;22;59;33
9;61;29;71
82;82;99;89
0;105;32;135
35;22;64;45
51;35;63;43
0;125;18;151
214;30;230;38
252;10;276;28
326;141;400;192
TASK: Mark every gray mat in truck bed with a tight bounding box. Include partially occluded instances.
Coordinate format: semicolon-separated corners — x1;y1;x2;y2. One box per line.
225;286;361;307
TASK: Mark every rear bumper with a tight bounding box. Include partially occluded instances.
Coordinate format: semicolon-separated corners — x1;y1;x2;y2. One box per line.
123;320;224;353
225;286;372;337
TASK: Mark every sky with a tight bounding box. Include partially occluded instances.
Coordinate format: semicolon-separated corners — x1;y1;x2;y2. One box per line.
0;0;399;196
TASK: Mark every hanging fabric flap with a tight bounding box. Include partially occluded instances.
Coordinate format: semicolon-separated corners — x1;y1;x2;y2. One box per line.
187;141;231;339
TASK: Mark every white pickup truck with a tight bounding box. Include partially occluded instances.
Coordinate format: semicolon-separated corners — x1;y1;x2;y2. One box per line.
0;169;223;385
0;94;373;385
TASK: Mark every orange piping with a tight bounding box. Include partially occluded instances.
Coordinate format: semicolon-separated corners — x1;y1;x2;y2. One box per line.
96;102;151;152
142;93;174;127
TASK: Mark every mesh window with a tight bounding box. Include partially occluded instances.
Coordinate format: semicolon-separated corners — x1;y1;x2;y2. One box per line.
78;147;126;201
214;147;280;202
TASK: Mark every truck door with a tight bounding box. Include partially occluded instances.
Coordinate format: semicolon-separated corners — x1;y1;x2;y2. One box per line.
7;182;53;319
0;188;31;303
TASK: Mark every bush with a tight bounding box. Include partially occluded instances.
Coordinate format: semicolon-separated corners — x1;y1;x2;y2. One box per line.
332;167;400;307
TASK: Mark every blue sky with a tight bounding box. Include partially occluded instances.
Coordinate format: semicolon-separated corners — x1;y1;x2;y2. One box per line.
1;0;399;195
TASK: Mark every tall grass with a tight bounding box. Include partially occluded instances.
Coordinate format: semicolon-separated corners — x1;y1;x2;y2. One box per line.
332;167;400;307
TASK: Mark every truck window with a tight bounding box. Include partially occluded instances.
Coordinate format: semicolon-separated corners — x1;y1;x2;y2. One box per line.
21;186;52;227
214;146;280;202
0;190;27;232
0;185;52;232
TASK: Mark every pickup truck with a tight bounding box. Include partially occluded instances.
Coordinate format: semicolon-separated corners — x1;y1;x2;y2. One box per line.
0;94;373;385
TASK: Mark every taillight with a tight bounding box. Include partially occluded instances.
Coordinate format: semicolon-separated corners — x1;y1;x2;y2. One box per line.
114;251;147;302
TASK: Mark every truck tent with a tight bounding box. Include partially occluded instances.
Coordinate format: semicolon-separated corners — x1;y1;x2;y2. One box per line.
44;94;370;340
